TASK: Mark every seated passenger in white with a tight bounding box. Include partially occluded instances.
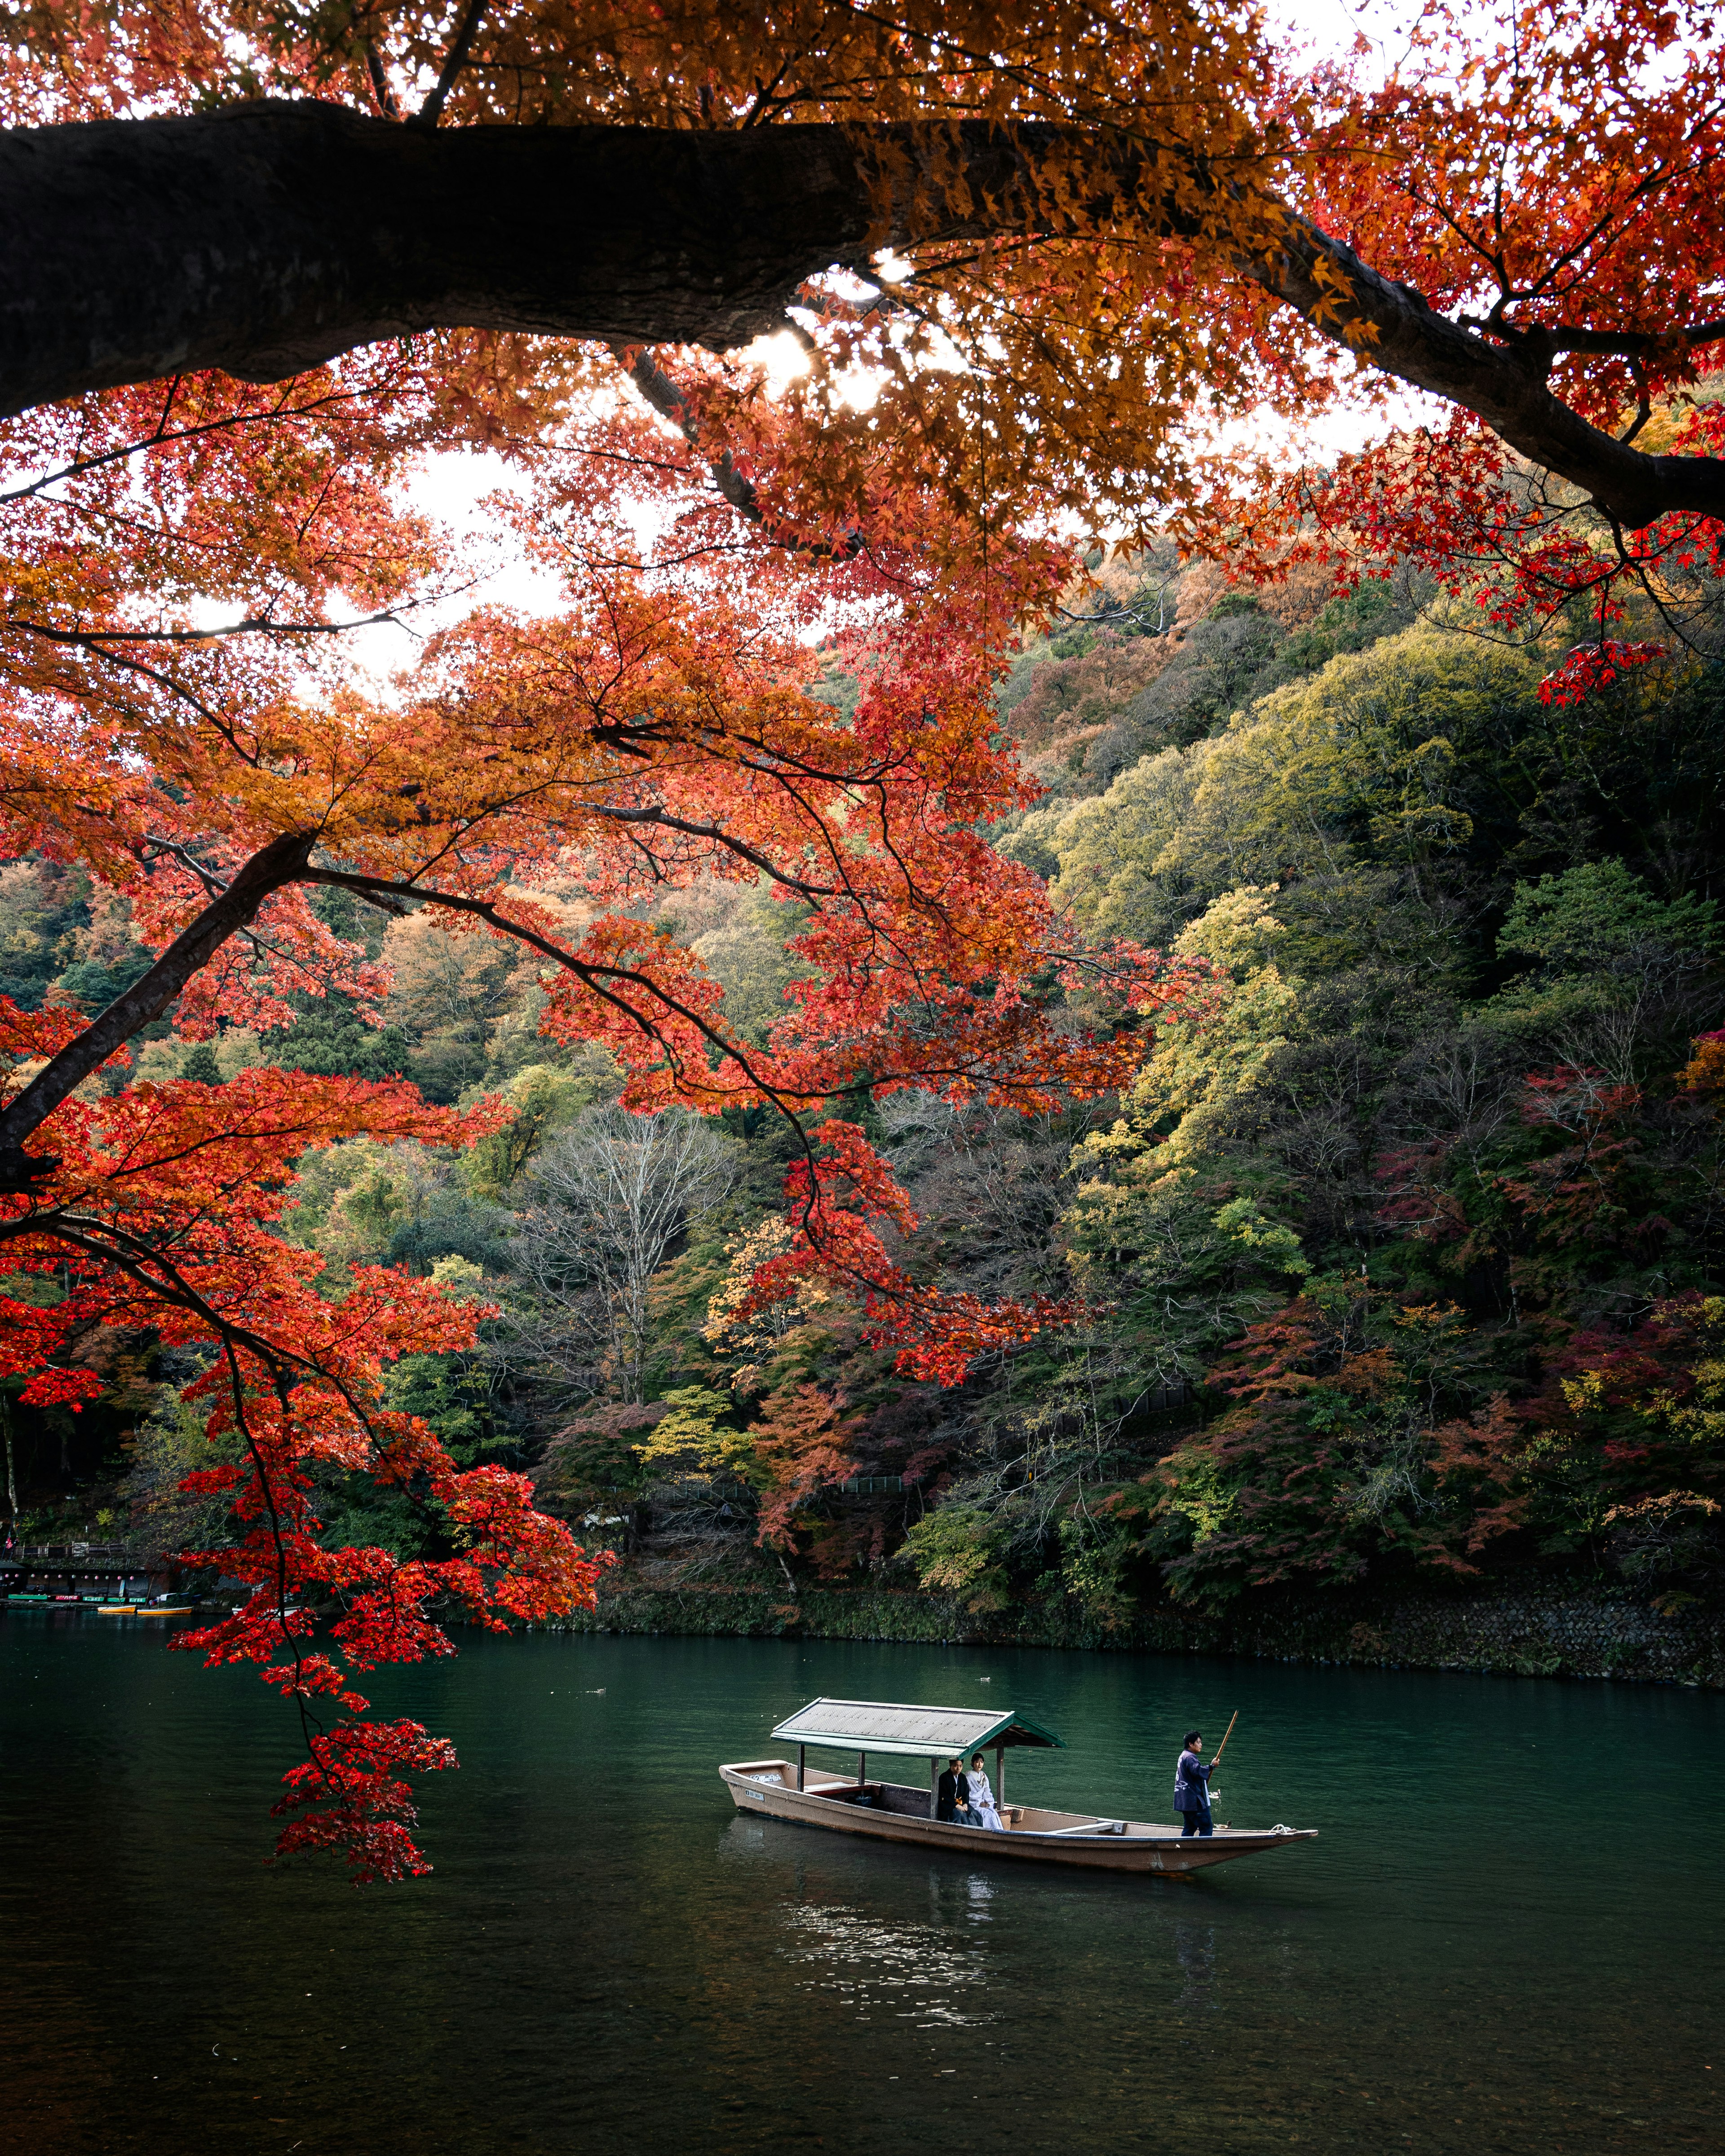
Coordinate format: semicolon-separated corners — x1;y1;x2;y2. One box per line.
967;1752;1006;1830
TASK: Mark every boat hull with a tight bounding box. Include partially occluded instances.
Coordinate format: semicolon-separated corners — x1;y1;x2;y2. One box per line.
720;1760;1316;1876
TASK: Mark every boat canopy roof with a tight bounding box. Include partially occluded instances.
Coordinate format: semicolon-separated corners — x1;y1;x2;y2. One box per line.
770;1696;1065;1761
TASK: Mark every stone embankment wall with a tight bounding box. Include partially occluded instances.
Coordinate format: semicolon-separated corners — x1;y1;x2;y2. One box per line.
560;1576;1725;1687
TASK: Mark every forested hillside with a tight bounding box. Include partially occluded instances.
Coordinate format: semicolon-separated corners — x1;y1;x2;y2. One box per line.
6;552;1722;1631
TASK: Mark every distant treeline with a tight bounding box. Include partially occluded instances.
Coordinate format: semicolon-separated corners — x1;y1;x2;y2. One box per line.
5;552;1722;1627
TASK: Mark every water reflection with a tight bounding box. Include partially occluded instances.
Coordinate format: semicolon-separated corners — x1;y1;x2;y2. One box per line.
776;1900;995;2029
1169;1920;1219;2010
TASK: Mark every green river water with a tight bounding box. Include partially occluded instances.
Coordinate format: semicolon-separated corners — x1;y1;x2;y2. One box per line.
2;1613;1721;2155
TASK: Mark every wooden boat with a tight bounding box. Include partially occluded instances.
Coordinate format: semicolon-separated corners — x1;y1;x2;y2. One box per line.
720;1696;1318;1878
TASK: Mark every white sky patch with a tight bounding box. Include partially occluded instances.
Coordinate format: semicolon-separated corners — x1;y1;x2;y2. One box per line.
833;368;881;415
739;328;813;396
1264;0;1429;75
319;449;566;692
402;449;563;618
1207;377;1452;473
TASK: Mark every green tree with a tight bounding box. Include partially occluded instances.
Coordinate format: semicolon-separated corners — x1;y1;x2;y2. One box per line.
178;1041;221;1085
1489;861;1718;1081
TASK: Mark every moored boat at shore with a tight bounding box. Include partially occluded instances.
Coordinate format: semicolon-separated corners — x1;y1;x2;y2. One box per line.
720;1697;1317;1878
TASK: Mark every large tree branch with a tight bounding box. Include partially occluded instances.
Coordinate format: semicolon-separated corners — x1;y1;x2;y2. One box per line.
0;829;316;1188
0;104;1044;413
2;103;1721;528
1243;220;1725;528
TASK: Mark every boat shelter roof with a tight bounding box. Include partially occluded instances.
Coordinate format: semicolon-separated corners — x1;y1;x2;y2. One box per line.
770;1696;1065;1760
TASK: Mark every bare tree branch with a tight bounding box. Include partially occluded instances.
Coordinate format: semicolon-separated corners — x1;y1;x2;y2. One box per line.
0;829;316;1187
612;342;862;560
415;0;489;130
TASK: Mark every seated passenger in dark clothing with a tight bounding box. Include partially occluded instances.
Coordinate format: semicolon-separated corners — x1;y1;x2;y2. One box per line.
936;1758;976;1824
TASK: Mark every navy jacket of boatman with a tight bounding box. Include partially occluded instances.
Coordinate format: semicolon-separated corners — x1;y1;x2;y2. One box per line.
1173;1731;1215;1837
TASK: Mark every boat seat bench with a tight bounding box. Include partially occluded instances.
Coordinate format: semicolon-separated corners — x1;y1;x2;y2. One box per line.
823;1780;1062;1832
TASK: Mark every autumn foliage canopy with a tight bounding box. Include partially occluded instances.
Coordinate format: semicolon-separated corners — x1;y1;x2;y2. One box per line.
1;0;1722;1873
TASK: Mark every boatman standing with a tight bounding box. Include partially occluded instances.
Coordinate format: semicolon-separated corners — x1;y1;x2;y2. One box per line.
1174;1729;1214;1837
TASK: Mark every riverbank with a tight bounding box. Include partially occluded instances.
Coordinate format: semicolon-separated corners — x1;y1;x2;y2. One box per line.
562;1573;1725;1687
